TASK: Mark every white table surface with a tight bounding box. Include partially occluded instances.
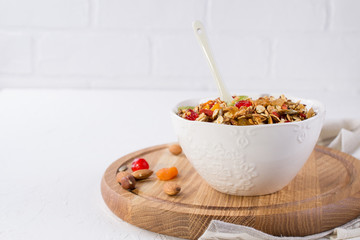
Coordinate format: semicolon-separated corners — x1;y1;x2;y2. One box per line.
1;89;359;240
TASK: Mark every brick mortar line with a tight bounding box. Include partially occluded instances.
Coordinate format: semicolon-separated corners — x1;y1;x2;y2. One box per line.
30;36;36;75
1;28;360;36
148;36;154;76
204;0;212;30
88;0;96;27
267;39;276;77
324;0;333;31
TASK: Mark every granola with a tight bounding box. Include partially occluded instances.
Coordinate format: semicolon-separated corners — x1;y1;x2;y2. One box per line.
177;95;316;125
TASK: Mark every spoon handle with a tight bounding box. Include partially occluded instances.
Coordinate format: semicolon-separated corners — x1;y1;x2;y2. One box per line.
192;20;233;103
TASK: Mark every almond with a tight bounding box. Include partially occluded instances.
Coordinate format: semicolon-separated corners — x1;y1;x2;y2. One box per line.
163;182;181;196
169;144;182;155
131;169;153;180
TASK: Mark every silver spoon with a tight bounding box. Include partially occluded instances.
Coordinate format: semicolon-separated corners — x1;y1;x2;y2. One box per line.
192;20;233;103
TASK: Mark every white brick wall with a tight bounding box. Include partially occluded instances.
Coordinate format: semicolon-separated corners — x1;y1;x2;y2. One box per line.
331;0;360;32
0;0;88;28
152;34;210;77
211;0;326;32
96;0;207;30
0;0;359;96
37;33;150;76
274;36;360;79
0;33;32;73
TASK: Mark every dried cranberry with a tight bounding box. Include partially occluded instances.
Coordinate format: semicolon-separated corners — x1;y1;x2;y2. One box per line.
131;158;149;172
272;111;280;118
235;100;252;108
200;109;213;116
299;113;306;118
185;109;199;121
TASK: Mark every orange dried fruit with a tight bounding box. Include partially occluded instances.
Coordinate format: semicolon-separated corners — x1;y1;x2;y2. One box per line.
156;167;178;181
210;103;220;111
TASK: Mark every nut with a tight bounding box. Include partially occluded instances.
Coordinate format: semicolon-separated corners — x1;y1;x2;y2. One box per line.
120;175;136;190
256;105;265;113
169;144;182;155
163;182;181;196
116;171;131;183
132;169;153;180
118;165;128;172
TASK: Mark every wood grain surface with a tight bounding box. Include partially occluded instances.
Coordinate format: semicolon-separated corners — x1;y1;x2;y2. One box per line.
101;144;360;240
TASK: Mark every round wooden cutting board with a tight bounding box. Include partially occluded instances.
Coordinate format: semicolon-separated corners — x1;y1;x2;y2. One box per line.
101;144;360;240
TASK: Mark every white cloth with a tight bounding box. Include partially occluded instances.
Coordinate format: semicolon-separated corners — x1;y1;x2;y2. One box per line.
200;119;360;240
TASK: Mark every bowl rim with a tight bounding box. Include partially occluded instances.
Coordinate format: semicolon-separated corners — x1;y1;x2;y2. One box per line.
171;95;325;129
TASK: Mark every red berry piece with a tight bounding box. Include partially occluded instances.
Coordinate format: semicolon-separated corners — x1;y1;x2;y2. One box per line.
235;100;252;108
199;109;213;116
131;158;149;172
272;111;280;118
185;109;199;121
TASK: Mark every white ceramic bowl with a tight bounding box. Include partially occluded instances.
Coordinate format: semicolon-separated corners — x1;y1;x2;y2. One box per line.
171;95;325;196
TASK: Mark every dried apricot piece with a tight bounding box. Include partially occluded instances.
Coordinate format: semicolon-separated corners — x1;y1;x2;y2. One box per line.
202;100;214;109
156;167;178;180
210;103;220;111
